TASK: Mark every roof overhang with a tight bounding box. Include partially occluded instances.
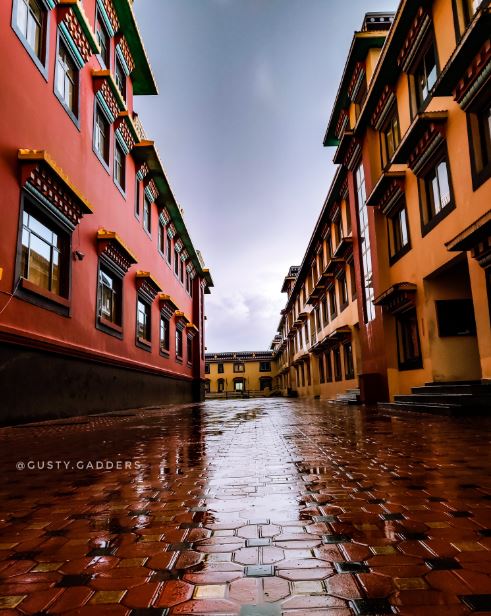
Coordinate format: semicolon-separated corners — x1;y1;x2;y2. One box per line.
113;1;158;95
323;31;388;147
374;282;417;314
392;111;448;166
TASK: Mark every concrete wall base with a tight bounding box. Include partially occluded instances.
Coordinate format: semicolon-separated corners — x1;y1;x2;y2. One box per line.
0;342;201;425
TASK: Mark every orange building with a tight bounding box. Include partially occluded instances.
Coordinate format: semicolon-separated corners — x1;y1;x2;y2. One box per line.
273;2;491;411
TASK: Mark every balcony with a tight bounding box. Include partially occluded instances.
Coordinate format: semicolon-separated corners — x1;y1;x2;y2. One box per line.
333;236;354;259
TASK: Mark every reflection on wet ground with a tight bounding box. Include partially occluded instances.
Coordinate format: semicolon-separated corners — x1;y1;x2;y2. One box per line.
0;398;491;614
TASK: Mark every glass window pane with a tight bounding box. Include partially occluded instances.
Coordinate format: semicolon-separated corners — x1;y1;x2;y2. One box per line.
437;160;450;208
17;0;29;35
29;234;51;290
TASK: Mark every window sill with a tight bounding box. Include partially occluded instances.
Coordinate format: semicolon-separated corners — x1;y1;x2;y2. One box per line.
93;145;111;175
20;277;70;307
54;89;80;130
389;242;412;266
421;202;455;237
176;356;183;364
136;336;152;352
160;347;170;357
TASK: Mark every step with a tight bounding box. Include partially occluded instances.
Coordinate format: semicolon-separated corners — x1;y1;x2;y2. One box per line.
395;393;491;407
412;384;491;395
378;401;459;415
424;380;481;386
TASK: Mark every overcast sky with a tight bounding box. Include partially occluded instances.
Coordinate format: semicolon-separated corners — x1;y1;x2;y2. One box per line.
133;0;397;352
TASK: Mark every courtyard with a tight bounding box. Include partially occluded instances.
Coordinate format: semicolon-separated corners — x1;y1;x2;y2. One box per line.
0;399;491;614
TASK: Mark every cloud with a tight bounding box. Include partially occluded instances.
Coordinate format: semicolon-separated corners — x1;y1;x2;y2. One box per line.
205;287;285;351
252;59;276;105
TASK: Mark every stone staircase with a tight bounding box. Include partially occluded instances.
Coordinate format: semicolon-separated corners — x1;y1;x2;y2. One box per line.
378;381;491;415
329;388;360;405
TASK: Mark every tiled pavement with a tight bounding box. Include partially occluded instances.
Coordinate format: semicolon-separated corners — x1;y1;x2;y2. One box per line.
1;399;491;615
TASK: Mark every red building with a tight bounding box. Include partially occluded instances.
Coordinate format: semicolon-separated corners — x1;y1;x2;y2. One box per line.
0;0;213;423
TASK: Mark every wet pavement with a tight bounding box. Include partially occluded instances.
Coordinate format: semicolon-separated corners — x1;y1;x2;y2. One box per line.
1;398;491;615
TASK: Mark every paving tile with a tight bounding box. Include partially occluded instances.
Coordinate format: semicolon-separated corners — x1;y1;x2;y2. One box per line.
1;400;491;613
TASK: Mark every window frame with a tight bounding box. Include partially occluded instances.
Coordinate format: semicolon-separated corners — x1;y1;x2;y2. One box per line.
95;4;110;69
93;101;111;171
467;97;491;191
338;271;349;312
333;346;343;382
408;33;440;118
418;148;455;236
11;0;50;79
96;257;123;339
159;313;170;356
114;53;126;100
388;198;411;264
175;327;183;360
16;190;72;316
396;307;423;371
142;196;152;237
54;32;80;126
218;363;224;374
233;362;245;373
136;295;152;351
186;335;193;365
343;341;355;380
379;103;401;168
259;361;271;372
113;140;126;195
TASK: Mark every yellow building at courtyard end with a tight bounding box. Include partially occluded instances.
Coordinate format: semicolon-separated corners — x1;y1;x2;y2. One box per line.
205;352;278;397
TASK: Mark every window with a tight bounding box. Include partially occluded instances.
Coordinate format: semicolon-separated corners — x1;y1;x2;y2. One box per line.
343;341;355;380
98;265;122;330
329;285;337;319
349;260;357;300
136;298;151;345
205;363;210;374
345;198;352;235
338;272;348;310
315;305;322;332
14;0;47;69
453;0;484;36
218;363;224;373
55;40;79;119
180;258;184;283
468;103;491;189
322;295;329;325
174;247;179;276
436;300;476;337
187;336;193;364
333;346;342;381
388;201;410;262
218;378;225;392
380;106;401;166
234;379;244;392
204;380;210;393
354;76;367;121
396;308;423;370
260;377;273;391
160;314;170;353
114;56;126;99
94;104;110;166
419;153;453;232
325;350;333;382
355;162;375;322
20;207;68;298
114;142;126;192
158;221;166;255
319;354;325;384
175;328;183;358
95;8;110;68
413;40;438;110
333;216;343;249
135;179;141;218
233;362;245;373
259;361;271;372
143;197;151;234
165;235;172;264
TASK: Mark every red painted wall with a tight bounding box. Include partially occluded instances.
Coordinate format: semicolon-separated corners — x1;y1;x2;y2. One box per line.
0;1;204;385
